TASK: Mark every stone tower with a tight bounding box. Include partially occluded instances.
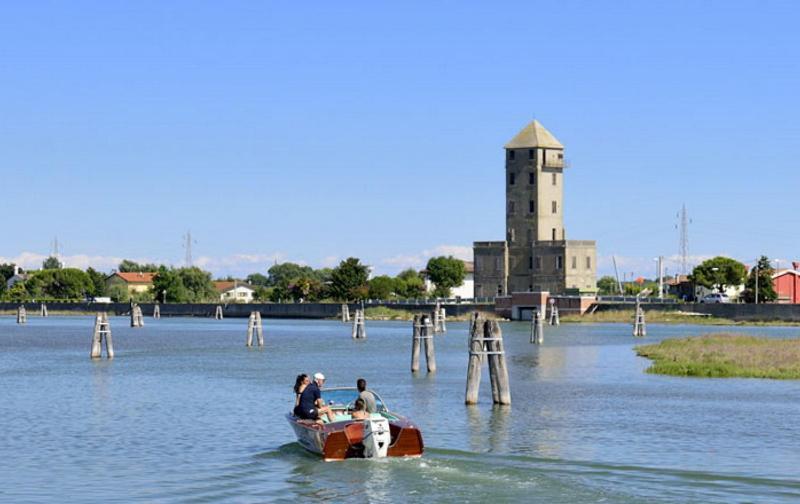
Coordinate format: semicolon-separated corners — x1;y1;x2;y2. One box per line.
474;120;596;297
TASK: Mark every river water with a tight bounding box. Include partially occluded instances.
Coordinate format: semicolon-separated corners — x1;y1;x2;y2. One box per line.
1;316;799;503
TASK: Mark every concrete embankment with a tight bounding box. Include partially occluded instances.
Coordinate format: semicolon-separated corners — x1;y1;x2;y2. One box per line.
0;302;494;319
596;302;800;322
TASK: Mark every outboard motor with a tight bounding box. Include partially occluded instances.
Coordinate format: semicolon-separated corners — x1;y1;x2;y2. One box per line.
362;417;390;458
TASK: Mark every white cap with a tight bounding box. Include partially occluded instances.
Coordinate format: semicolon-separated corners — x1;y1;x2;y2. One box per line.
314;372;325;380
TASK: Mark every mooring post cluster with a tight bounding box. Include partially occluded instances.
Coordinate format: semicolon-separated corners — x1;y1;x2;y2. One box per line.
40;303;48;317
130;303;144;328
633;300;647;337
351;309;366;339
214;305;224;320
548;300;559;326
433;302;446;334
466;313;511;405
531;308;544;344
16;305;27;324
153;303;161;319
341;303;350;322
90;312;114;359
246;311;264;347
410;314;436;372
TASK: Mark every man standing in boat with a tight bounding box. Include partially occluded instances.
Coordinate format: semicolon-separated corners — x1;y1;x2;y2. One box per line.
298;372;334;423
357;377;377;414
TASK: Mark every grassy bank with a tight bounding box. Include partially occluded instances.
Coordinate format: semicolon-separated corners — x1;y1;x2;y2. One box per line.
635;334;800;379
561;309;800;326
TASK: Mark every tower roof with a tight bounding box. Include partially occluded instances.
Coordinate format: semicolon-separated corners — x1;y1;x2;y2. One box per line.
504;120;563;149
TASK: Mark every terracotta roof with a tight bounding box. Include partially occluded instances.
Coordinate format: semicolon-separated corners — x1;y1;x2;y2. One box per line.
505;120;564;149
114;272;156;284
213;281;255;293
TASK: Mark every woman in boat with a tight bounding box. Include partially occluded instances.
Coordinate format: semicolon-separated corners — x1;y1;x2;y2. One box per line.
293;374;310;417
350;398;370;420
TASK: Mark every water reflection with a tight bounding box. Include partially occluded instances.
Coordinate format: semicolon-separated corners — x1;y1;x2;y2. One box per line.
465;404;511;453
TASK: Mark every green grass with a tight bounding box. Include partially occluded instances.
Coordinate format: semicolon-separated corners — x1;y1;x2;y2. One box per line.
363;306;415;320
562;309;800;326
635;333;800;379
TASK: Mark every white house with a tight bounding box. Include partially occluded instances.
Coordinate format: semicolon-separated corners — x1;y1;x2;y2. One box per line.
422;260;475;299
213;281;256;303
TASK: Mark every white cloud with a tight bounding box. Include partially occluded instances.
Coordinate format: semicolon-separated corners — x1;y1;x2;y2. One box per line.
320;256;340;268
378;244;473;274
0;252;160;272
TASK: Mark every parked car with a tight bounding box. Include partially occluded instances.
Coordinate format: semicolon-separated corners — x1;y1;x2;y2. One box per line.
700;293;730;303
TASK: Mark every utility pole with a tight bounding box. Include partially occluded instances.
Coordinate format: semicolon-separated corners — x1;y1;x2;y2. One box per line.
183;231;196;267
755;263;759;305
677;204;690;275
612;255;623;295
657;256;664;300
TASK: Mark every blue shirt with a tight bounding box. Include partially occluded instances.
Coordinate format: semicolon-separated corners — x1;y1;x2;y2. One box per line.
297;382;321;419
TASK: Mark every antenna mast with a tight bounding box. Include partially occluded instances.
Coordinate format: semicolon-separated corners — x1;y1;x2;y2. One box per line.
183;231;194;267
678;204;689;275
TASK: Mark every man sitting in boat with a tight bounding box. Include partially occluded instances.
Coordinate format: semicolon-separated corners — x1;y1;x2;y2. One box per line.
350;398;370;420
297;372;335;423
357;378;377;414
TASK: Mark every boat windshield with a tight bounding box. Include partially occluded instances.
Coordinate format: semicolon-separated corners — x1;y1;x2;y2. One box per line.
320;388;387;412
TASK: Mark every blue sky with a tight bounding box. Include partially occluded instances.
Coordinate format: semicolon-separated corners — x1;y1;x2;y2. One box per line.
1;1;798;279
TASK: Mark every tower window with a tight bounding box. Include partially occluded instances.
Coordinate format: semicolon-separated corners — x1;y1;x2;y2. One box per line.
529;172;535;185
526;229;533;244
552;173;557;185
586;257;592;269
535;257;542;270
509;173;515;185
528;149;535;160
508;201;515;215
556;256;563;270
558;153;563;160
508;150;515;161
552;201;557;214
509;228;515;242
529;200;535;213
528;256;533;270
571;256;577;269
552;228;556;241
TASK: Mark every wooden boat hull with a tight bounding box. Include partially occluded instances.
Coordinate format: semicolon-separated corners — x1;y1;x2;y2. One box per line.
286;413;424;461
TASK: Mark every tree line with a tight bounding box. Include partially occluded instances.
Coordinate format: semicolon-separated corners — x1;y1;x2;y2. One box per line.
0;255;467;303
595;255;778;302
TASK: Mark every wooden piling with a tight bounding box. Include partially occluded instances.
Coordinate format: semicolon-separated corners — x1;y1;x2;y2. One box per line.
531;308;544;344
341;303;350;322
40;303;48;317
432;303;441;334
548;301;559;326
246;311;264;347
351;309;366;339
633;301;646;337
153;303;161;319
465;313;484;404
422;314;436;372
411;314;421;373
16;305;27;324
90;312;114;359
215;305;224;320
130;304;144;328
485;320;511;405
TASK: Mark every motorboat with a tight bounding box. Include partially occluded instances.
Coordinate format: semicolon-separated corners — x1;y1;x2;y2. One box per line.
286;387;424;461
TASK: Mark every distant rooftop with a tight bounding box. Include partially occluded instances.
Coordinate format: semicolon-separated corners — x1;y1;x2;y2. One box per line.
504;120;563;149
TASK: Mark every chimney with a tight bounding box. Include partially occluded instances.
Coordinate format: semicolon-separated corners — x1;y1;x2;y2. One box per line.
793;261;800;271
13;265;19;276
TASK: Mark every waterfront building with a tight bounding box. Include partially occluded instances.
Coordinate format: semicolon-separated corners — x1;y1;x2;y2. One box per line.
213;281;256;303
773;263;800;303
473;121;597;298
106;272;156;295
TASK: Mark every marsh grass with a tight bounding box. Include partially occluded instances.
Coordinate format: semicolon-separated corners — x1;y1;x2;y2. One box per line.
636;333;800;379
562;309;800;326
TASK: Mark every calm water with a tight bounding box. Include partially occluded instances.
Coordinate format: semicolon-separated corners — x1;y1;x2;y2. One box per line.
1;316;799;503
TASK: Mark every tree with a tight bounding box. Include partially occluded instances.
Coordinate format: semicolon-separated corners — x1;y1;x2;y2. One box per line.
426;256;466;298
177;267;217;302
691;256;747;294
118;259;160;273
153;267;189;302
267;262;315;287
107;283;131;303
597;276;619;295
395;268;426;298
368;275;397;300
0;263;16;282
246;273;270;287
330;258;369;301
741;256;778;303
3;282;28;302
26;268;92;299
42;256;62;269
86;267;108;298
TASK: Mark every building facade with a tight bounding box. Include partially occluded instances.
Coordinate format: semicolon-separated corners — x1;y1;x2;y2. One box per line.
773;263;800;303
474;121;597;297
213;281;256;303
106;272;156;294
